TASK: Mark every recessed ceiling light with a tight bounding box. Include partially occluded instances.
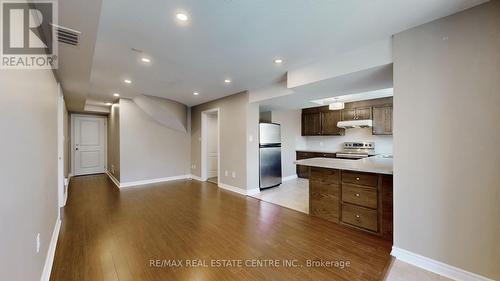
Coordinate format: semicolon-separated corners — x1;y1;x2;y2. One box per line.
124;79;132;84
224;79;231;84
274;58;283;64
176;13;188;21
193;92;199;96
113;93;120;97
105;102;112;106
141;57;151;63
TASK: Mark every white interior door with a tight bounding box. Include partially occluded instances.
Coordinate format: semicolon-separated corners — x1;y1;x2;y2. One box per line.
206;114;218;178
73;115;106;176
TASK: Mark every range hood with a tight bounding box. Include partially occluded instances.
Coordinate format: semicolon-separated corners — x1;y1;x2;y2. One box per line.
337;120;373;129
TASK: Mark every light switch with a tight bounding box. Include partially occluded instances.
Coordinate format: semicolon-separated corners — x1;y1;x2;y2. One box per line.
231;171;236;178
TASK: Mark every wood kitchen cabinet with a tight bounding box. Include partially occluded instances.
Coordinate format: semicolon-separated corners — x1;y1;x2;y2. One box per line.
296;151;337;178
308;168;394;240
296;151;313;178
321;110;343;135
372;105;393;135
301;97;393;136
301;107;344;136
301;112;321;136
341;107;372;121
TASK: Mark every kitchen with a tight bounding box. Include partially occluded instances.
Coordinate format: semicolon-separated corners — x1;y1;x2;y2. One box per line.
252;88;394;240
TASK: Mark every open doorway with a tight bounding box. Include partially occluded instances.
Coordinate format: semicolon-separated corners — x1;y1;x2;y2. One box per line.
201;109;220;185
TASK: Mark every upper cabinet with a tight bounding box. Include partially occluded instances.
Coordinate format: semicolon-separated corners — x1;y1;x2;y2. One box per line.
372;105;393;135
302;107;344;136
321;110;343;135
302;111;322;136
341;107;372;121
301;97;393;136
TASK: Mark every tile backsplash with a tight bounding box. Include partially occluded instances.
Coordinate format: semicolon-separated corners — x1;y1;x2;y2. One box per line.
298;128;393;155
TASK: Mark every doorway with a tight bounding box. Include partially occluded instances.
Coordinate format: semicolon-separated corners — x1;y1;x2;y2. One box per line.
71;114;107;176
201;109;220;184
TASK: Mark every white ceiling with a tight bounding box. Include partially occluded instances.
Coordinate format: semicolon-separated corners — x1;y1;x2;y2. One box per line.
58;0;488;110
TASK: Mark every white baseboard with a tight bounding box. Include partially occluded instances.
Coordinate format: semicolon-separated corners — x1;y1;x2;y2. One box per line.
120;175;191;188
246;188;261;196
218;182;260;196
105;171;120;188
40;218;61;281
190;174;203;182
391;247;494;281
282;174;298;182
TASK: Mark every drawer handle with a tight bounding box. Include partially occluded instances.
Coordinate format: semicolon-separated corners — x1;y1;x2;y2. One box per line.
356;177;360;180
355;193;360;197
355;214;361;219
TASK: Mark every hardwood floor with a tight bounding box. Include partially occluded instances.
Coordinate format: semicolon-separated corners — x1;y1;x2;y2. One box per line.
51;174;392;281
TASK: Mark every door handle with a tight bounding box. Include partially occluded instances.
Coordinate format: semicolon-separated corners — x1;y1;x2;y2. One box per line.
75;148;79;151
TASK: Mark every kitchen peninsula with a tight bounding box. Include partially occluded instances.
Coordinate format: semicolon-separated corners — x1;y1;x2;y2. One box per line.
295;156;393;240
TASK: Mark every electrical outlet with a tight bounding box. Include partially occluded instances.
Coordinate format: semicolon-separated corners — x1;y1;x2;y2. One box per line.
225;170;228;177
36;233;40;253
231;171;236;178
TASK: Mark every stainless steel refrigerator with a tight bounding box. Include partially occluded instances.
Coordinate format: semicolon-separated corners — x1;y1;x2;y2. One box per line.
259;123;282;190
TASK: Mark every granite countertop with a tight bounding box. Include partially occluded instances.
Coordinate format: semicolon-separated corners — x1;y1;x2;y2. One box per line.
294;155;393;175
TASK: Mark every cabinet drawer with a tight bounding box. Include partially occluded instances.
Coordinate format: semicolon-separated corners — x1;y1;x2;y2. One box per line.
342;184;377;209
342;170;378;187
310;167;340;184
342;204;378;232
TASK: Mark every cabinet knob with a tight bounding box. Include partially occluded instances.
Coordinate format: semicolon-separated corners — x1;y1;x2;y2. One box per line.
355;214;361;219
356;177;360;180
355;193;360;197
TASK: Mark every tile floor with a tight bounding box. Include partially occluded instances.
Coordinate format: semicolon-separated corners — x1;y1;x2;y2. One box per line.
250;177;309;213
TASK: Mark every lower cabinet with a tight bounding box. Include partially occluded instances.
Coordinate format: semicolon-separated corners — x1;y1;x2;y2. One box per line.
309;167;340;223
296;151;337;179
309;167;393;240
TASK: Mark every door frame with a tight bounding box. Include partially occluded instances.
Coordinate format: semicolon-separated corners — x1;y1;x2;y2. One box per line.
57;84;65;209
71;114;107;176
201;108;220;183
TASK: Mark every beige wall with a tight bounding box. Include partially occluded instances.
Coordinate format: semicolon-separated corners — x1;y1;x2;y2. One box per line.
246;102;260;190
191;91;258;190
107;103;120;181
270;110;306;178
0;69;59;280
393;1;500;279
119;99;190;183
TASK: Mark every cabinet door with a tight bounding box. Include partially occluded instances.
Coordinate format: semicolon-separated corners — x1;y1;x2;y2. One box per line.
296;151;312;178
355;107;372;120
372;105;392;135
341;109;356;121
302;112;321;136
321;111;343;135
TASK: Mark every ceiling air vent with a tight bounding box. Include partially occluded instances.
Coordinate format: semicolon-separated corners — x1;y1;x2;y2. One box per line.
52;24;80;46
